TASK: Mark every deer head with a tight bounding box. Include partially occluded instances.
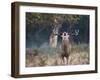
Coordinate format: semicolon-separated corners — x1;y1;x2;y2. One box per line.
61;32;69;41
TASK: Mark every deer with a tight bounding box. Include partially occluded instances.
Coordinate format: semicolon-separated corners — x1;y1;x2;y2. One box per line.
60;32;71;65
49;27;59;48
49;19;60;48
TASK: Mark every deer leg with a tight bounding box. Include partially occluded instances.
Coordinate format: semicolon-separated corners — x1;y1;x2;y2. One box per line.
63;57;66;65
66;56;69;65
61;56;64;65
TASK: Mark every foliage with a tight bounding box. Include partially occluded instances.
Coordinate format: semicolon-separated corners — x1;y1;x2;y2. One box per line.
26;12;89;48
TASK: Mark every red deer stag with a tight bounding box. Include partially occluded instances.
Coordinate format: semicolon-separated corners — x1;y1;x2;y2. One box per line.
60;32;71;65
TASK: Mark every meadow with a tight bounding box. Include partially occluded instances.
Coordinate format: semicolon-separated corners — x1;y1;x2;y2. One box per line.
26;43;89;67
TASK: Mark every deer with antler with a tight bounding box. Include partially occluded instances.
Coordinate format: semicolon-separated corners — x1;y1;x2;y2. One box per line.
60;32;71;65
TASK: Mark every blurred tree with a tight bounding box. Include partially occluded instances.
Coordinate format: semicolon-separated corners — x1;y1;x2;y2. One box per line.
26;12;89;48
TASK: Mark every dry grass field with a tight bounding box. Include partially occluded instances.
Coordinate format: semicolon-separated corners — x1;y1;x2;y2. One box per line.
26;44;89;67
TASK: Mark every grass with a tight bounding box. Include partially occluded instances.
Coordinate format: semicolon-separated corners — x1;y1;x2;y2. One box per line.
26;43;89;67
